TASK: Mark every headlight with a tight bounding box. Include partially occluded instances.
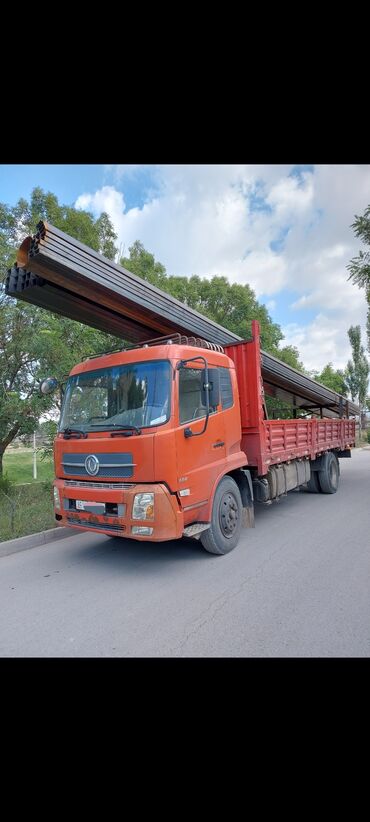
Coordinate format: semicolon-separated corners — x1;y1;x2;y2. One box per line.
132;492;154;520
53;486;61;509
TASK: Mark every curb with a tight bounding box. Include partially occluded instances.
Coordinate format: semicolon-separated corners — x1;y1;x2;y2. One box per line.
0;527;72;558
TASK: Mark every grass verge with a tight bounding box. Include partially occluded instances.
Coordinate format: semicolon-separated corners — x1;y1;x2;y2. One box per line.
3;449;54;484
0;483;55;542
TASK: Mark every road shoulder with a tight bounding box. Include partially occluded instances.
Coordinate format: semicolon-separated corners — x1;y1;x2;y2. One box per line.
0;527;71;558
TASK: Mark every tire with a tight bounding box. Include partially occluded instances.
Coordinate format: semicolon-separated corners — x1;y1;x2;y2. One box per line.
306;467;321;493
200;476;242;555
318;451;340;494
334;452;340;475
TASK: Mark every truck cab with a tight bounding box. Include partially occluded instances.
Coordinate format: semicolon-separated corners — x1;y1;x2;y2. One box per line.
52;334;249;553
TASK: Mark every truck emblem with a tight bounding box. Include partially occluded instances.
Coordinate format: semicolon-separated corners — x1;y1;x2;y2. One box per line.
85;454;99;476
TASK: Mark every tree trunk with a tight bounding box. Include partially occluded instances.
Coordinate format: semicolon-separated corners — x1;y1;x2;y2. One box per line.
0;425;21;477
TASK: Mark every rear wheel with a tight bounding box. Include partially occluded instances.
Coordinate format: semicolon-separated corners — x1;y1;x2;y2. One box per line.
318;451;340;494
200;476;242;555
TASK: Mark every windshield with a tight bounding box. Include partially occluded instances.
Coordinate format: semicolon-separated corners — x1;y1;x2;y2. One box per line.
59;360;171;432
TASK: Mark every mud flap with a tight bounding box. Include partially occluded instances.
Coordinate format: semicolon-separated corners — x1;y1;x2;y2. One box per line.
242;505;255;529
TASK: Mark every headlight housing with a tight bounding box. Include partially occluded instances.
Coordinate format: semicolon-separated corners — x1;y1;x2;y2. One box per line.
53;486;61;509
132;492;154;520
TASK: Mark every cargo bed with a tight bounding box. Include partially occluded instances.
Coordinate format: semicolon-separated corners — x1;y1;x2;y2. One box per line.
226;322;356;475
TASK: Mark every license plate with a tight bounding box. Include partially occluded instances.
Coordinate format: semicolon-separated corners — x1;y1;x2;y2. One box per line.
76;499;105;512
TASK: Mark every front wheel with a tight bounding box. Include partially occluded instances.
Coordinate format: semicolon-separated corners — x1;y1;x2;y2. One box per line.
200;476;242;555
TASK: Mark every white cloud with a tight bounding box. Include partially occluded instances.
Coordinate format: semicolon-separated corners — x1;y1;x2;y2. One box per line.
266;172;314;217
282;304;368;373
75;186;126;230
75;164;370;371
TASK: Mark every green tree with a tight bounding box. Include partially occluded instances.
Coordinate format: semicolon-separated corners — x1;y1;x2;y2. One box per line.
347;204;370;353
95;212;118;260
314;363;348;395
0;301;120;476
122;240;167;288
121;242;284;352
345;325;369;428
0;188;120;475
272;345;306;372
0;186;118;274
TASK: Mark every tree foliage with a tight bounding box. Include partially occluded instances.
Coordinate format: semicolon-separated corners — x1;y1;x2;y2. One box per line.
0;189;312;473
0;186;118;276
0;188;121;474
347;204;370;353
345;326;369;426
273;345;306;372
313;363;348;395
121;241;291;355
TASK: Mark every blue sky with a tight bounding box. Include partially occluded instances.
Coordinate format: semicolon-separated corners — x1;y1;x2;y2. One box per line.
1;164;369;371
0;164;157;212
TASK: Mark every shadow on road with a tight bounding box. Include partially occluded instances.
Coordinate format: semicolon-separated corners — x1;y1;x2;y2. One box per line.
67;490;306;575
67;481;350;576
68;530;212;577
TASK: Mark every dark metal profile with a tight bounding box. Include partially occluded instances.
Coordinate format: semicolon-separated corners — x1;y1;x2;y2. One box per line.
5;221;360;419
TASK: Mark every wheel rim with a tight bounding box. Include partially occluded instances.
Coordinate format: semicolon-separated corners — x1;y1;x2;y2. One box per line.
219;491;239;538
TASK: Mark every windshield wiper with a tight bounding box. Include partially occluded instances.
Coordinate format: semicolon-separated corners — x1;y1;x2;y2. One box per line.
110;425;142;437
87;422;142;435
62;427;88;439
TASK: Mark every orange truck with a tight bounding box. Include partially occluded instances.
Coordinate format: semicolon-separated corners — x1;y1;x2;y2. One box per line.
45;320;356;555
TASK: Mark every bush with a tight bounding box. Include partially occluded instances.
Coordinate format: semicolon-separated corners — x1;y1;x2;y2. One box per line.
367;430;370;444
0;472;12;495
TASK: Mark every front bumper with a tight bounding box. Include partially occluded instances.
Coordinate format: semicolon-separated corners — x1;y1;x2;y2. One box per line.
53;479;184;541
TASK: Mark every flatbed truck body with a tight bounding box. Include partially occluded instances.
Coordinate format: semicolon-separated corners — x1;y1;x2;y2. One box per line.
51;321;355;555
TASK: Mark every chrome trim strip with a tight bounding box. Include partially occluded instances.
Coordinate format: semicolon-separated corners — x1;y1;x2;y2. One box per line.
64;480;136;489
62;461;136;468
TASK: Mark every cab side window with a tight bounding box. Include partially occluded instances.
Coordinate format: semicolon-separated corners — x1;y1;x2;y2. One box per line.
219;367;233;409
179;366;228;424
179;368;207;424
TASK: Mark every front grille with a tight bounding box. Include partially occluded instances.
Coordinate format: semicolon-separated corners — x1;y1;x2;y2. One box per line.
67;516;125;532
62;452;134;478
64;480;135;490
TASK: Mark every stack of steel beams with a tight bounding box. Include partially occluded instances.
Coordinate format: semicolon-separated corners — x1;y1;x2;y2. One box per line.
260;350;356;418
12;221;239;345
5;221;359;418
5;266;159;342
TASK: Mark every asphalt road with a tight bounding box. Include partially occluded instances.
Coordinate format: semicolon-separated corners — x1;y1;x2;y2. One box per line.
1;448;370;657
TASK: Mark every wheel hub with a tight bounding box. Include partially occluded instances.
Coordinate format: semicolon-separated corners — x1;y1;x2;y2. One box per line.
219;492;239;538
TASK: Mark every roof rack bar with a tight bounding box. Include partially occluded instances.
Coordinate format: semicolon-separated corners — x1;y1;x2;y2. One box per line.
83;333;224;361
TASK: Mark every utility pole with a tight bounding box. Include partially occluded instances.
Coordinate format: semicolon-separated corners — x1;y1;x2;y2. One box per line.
33;431;37;480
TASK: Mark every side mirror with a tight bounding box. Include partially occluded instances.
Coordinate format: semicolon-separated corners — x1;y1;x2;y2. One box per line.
202;368;220;408
40;377;59;395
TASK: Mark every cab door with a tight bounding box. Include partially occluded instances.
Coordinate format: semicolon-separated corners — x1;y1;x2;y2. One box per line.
174;364;226;514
